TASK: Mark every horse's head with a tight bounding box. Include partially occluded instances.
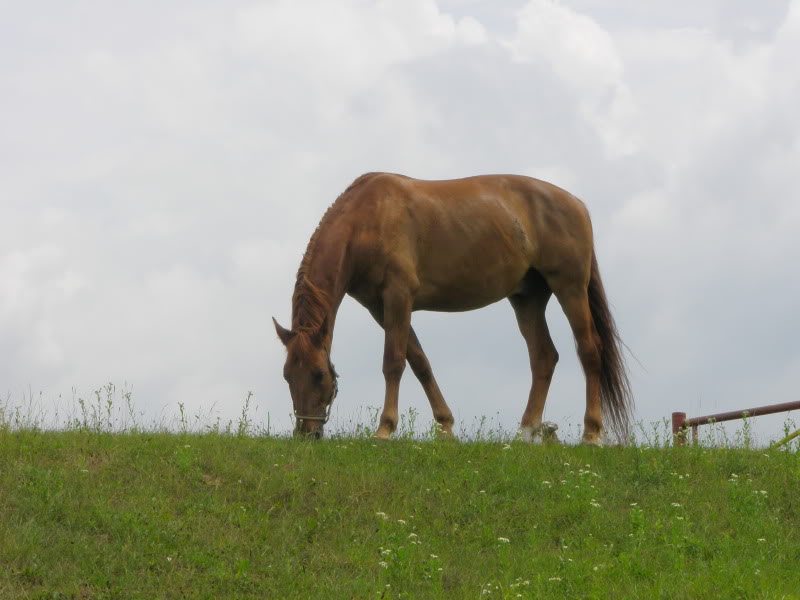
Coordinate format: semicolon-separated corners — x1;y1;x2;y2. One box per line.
273;317;338;438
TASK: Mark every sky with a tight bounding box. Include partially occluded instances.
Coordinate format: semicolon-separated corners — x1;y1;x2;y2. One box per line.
2;0;799;442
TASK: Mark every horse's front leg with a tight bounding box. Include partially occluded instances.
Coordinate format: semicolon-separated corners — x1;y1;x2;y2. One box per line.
375;282;413;440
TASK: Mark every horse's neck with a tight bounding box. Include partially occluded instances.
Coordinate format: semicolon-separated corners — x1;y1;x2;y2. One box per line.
293;235;350;350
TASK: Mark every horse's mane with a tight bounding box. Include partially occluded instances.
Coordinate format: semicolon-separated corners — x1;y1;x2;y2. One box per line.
291;221;333;334
290;173;380;341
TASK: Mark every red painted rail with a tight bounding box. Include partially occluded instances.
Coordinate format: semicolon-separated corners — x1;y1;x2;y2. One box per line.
672;400;800;445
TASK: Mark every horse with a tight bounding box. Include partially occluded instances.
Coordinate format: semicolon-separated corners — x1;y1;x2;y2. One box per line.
273;173;632;444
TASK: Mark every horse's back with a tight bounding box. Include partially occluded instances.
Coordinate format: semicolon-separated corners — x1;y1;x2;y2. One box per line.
343;173;594;310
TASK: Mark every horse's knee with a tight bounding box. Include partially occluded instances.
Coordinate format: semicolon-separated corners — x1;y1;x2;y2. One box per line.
382;352;406;380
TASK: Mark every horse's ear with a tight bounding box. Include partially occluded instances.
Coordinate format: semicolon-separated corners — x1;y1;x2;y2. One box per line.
273;317;295;346
312;316;329;345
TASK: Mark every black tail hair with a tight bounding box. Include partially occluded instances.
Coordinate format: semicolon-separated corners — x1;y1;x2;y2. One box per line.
587;251;634;442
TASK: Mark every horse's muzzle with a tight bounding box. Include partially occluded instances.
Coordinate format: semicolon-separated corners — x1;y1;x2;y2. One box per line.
294;420;324;439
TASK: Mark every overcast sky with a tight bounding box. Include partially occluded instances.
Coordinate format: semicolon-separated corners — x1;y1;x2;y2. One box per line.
2;0;799;442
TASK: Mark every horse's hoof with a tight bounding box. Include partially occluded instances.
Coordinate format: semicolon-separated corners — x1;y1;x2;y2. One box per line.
581;436;604;447
520;422;560;444
374;428;391;441
520;426;543;444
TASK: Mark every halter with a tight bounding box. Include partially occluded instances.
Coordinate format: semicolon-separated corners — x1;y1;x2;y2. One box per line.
293;360;339;425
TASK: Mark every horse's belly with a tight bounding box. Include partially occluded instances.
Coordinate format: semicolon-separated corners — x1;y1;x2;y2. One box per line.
413;262;528;312
413;290;509;312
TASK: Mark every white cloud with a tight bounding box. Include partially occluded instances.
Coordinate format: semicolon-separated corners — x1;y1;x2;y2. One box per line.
235;0;487;95
505;0;639;157
1;1;799;442
617;27;769;169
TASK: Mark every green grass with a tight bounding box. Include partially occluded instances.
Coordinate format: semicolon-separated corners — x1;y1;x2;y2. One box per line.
2;424;800;599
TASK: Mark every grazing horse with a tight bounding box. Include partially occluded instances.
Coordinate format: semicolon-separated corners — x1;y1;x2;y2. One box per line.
274;173;632;444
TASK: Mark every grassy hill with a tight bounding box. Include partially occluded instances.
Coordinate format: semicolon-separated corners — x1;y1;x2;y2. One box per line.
1;428;799;599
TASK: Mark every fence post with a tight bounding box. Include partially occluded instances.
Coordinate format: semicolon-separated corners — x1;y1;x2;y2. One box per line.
672;412;687;446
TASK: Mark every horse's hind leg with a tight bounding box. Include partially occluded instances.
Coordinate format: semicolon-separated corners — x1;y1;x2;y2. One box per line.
509;275;559;443
365;303;454;436
549;279;604;445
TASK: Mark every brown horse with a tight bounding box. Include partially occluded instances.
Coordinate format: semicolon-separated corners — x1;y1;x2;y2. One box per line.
274;173;632;444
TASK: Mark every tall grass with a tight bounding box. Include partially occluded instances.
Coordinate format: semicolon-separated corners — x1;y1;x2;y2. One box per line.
4;384;797;449
1;387;799;599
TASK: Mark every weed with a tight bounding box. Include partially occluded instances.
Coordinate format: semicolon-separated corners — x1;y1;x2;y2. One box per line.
0;388;799;598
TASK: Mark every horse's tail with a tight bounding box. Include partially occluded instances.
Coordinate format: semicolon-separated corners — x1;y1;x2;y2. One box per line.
588;250;633;442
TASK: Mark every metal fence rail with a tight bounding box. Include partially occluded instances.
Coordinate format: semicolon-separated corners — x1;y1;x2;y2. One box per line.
671;400;800;445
